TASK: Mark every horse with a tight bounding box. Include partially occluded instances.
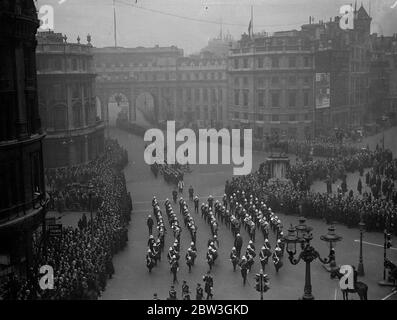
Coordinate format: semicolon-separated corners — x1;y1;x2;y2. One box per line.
331;266;368;300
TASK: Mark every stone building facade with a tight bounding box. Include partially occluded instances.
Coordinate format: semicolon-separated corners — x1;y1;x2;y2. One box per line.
36;31;104;168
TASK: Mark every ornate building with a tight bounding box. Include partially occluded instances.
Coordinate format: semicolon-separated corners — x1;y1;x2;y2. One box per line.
312;4;372;135
228;30;315;141
0;0;46;278
36;31;104;168
94;43;228;129
229;4;372;141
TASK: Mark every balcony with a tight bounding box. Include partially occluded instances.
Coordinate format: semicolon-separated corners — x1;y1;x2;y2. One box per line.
0;192;48;230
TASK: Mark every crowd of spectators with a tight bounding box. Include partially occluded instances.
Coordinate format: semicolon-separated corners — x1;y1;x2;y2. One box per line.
1;139;132;300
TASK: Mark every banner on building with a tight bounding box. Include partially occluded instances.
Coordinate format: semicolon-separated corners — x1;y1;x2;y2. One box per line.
315;73;330;109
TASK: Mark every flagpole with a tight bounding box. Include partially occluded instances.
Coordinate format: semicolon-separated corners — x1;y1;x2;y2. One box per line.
113;0;117;48
251;5;253;37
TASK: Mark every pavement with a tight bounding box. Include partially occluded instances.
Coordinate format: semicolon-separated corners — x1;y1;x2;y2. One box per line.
98;127;397;300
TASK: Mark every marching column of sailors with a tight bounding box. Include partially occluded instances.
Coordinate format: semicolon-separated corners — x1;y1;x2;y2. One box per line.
146;191;286;293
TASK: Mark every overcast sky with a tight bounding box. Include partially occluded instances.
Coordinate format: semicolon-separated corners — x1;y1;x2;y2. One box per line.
36;0;397;54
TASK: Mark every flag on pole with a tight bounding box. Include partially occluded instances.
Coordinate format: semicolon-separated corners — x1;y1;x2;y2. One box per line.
248;5;253;38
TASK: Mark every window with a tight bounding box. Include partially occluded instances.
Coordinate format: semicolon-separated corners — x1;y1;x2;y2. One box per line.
243;77;248;86
304;76;311;85
288;127;297;138
211;89;216;102
258;91;265;107
304;113;309;121
234;77;239;86
271;114;279;122
243;58;248;68
289;57;296;68
234;112;239;119
258;57;264;68
271;77;279;85
73;103;82;127
234;59;239;69
243;113;248;120
304;56;310;67
31;151;43;195
257;114;264;121
271;92;280;107
234;89;239;105
54;58;62;70
289;114;296;121
195;88;200;101
272;57;279;68
243;90;249;106
165;73;170;81
203;88;208;101
289;76;297;85
218;88;223;102
72;83;80;99
303;90;310;106
72;58;78;71
288;90;297;107
54;106;67;130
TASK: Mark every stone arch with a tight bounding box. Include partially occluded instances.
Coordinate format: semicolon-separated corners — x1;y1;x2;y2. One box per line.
135;91;158;127
107;91;130;127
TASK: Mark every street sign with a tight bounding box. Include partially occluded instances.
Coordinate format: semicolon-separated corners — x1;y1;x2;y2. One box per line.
48;224;62;237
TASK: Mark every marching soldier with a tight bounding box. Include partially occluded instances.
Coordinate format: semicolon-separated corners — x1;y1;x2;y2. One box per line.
194;196;199;214
239;256;249;285
168;285;177;300
147;235;155;251
189;185;194;201
230;247;239;271
234;233;243;257
272;246;283;273
182;280;190;300
147;215;154;235
208;195;214;210
196;283;204;300
172;189;178;203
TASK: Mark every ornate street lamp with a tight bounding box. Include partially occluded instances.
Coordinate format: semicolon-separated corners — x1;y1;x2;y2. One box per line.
284;218;331;300
357;218;365;277
320;224;342;273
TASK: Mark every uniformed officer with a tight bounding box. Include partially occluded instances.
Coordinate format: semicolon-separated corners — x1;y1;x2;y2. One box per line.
168;286;177;300
194;196;199;214
196;283;203;300
234;233;243;257
147;215;154;235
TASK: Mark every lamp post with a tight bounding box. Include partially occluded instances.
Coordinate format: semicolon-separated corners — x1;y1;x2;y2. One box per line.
284;218;331;300
357;218;365;277
320;224;342;273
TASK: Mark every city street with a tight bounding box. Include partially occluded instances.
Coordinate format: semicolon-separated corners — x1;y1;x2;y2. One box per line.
101;128;397;300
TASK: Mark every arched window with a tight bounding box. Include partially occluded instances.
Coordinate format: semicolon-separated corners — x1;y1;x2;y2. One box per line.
53;105;67;130
72;103;82;128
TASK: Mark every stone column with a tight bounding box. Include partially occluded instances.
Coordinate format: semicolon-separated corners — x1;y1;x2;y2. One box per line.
67;83;73;129
130;88;135;122
81;82;86;126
